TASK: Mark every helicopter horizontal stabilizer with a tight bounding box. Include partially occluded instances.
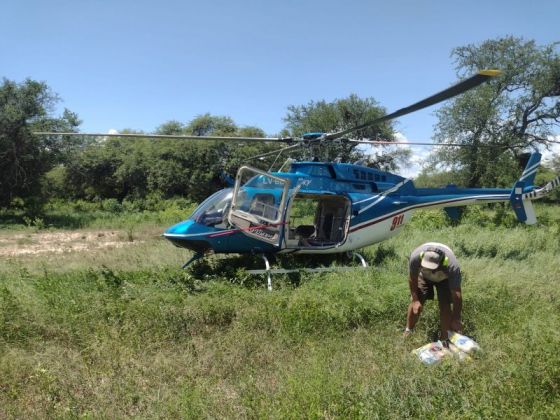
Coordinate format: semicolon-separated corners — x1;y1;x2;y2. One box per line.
522;175;560;201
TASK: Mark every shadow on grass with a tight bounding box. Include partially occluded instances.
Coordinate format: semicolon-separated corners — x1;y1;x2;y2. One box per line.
186;253;369;290
0;214;24;228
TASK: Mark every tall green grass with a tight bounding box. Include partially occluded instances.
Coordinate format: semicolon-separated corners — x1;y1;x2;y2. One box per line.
0;198;198;231
1;204;560;418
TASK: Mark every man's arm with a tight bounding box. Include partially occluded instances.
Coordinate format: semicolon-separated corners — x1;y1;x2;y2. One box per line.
407;251;422;316
408;274;422;314
409;274;420;301
450;287;462;332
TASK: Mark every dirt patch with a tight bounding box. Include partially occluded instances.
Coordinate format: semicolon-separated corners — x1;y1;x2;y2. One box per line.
0;230;142;257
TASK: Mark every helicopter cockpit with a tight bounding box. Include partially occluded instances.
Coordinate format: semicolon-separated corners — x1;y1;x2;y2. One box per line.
190;188;233;227
228;166;350;249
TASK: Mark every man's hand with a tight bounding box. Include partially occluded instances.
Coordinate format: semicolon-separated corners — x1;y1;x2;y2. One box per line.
411;300;422;315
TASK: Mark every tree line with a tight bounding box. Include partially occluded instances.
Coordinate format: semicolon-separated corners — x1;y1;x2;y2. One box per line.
1;37;558;213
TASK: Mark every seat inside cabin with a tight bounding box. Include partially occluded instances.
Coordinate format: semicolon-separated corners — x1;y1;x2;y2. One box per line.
287;194;350;248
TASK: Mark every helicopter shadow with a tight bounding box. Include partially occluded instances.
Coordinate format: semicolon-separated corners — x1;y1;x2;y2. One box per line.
186;252;368;290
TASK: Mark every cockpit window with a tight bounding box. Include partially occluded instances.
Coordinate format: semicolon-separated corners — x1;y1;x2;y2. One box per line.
190;188;233;226
249;193;277;220
232;168;288;225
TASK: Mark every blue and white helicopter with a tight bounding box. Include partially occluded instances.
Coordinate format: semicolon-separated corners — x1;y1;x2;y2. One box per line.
159;70;559;283
36;70;560;287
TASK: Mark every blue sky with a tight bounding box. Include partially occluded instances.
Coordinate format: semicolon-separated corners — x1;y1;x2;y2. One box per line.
1;0;559;175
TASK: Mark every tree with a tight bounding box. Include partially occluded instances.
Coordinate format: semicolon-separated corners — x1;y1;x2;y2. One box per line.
433;37;560;187
185;113;237;136
282;94;404;166
549;153;560;173
155;120;184;135
0;78;80;207
414;167;465;188
62;115;277;202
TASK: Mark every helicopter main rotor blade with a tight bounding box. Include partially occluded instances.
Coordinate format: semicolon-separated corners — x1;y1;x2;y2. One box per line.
325;70;501;141
349;136;560;147
247;143;303;160
350;139;465;146
32;132;290;143
348;139;513;147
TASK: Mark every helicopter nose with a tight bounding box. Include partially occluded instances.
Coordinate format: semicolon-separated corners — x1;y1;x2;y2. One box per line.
165;219;197;235
163;220;213;253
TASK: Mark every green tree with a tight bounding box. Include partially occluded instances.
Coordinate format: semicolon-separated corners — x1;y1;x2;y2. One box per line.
539;153;560;202
158;116;279;176
433;37;560;187
282;94;404;166
185;113;237;136
413;167;463;188
549;153;560;173
0;78;80;207
155;120;185;135
237;126;266;138
62;115;277;202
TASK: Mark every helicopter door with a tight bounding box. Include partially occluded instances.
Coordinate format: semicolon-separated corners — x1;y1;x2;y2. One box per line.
285;193;350;248
228;166;290;247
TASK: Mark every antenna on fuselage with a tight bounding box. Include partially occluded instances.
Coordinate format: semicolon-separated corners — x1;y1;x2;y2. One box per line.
278;158;294;172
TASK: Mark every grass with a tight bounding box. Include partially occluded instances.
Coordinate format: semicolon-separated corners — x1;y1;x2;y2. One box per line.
0;198;198;231
1;202;560;418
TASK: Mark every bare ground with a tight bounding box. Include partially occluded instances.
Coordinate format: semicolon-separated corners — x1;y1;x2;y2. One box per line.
0;230;142;257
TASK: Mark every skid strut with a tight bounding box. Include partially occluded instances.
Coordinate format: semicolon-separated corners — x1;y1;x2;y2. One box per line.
247;252;368;291
181;253;204;269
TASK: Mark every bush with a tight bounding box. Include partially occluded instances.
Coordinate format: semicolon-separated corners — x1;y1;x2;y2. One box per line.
491;203;518;227
461;206;493;227
408;209;452;230
100;198;122;213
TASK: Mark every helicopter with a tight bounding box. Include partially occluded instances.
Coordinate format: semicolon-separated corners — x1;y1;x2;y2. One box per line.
35;70;560;289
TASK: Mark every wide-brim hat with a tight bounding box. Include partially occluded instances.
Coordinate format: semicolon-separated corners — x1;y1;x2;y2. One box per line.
421;250;442;270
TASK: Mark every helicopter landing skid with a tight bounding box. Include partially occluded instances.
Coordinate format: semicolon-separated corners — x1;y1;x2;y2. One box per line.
247;252;368;291
181;252;204;269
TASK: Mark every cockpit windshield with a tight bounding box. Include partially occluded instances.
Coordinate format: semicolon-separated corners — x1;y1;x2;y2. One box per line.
190;188;233;226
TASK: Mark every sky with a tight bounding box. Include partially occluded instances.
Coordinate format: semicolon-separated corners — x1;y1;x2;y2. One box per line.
1;0;559;177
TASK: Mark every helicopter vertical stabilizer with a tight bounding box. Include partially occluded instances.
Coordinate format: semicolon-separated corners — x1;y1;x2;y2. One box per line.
517;152;541;186
509;152;542;225
510;180;537;224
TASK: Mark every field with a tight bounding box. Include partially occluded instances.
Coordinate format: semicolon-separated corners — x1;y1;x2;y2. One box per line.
1;203;560;418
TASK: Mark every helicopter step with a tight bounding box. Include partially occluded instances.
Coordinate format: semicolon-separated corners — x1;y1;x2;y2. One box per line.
247;252;368;291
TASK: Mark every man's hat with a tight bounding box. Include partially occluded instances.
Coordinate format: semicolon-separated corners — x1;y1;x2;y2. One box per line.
420;250;443;270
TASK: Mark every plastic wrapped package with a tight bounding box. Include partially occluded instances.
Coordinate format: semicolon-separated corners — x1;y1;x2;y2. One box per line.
413;333;481;365
448;331;481;354
412;341;451;365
